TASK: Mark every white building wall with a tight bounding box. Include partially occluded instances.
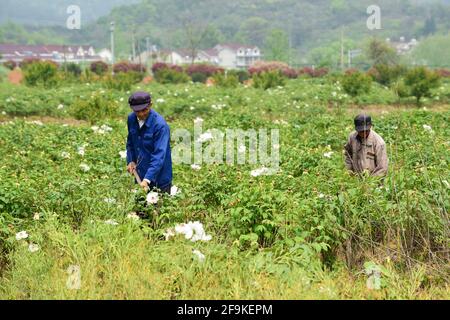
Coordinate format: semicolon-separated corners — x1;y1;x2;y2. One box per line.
217;48;237;69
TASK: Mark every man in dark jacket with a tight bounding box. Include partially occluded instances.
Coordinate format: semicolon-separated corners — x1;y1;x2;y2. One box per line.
344;114;388;177
126;91;172;194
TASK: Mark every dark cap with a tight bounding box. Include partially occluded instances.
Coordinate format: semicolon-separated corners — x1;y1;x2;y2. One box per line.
128;91;152;112
354;114;372;132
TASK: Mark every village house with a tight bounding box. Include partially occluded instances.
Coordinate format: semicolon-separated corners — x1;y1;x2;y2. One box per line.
0;44;105;64
135;43;262;70
386;37;419;55
213;43;262;69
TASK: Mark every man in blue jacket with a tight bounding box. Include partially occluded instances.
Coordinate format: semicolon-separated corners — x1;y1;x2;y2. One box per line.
126;91;172;194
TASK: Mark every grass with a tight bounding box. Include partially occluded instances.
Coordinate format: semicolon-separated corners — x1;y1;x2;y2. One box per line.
2;215;448;299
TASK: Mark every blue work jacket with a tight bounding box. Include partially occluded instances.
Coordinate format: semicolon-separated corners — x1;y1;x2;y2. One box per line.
126;110;172;189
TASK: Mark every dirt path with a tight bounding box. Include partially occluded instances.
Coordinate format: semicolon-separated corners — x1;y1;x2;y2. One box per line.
347;103;450;114
0;116;89;126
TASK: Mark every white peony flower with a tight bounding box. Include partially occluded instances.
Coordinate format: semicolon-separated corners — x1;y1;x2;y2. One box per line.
57;104;64;110
104;198;116;204
191;164;201;171
16;231;29;240
250;167;272;177
170;185;179;196
28;243;40;253
119;151;127;159
166;221;212;242
92;124;112;134
100;124;113;132
324;151;334;158
104;219;119;226
77;146;85;156
423;125;433;132
79;163;90;172
61;152;71;159
156;98;165;103
146;192;159;204
175;223;193;240
127;212;140;221
192;249;205;262
190;221;212;242
33;213;40;220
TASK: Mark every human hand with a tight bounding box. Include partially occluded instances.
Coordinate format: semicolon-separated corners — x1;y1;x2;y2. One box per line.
127;162;137;174
140;180;149;192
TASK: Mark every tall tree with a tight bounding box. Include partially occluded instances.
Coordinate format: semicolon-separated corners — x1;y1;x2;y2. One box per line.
412;34;450;67
264;29;290;63
421;16;437;36
366;38;399;66
235;17;269;47
181;15;209;64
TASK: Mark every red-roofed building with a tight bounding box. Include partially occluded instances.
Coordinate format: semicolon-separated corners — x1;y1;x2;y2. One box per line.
0;43;103;64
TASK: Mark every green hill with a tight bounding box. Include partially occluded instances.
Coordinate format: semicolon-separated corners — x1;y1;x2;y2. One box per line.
1;0;449;65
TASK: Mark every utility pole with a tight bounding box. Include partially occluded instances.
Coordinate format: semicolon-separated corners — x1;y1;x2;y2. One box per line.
63;44;67;73
340;28;344;71
146;37;150;67
138;38;143;73
131;27;136;62
288;19;293;66
110;21;115;75
348;49;362;69
348;50;351;69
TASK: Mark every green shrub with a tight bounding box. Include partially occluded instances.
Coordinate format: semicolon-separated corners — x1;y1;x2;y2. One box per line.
104;71;143;91
252;70;286;90
3;60;17;70
229;69;250;83
23;61;58;88
70;94;121;122
368;64;407;87
90;61;109;76
154;68;190;84
0;66;8;82
80;68;97;82
191;72;208;83
213;72;239;88
391;79;410;99
342;71;372;96
61;62;82;77
404;67;440;105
